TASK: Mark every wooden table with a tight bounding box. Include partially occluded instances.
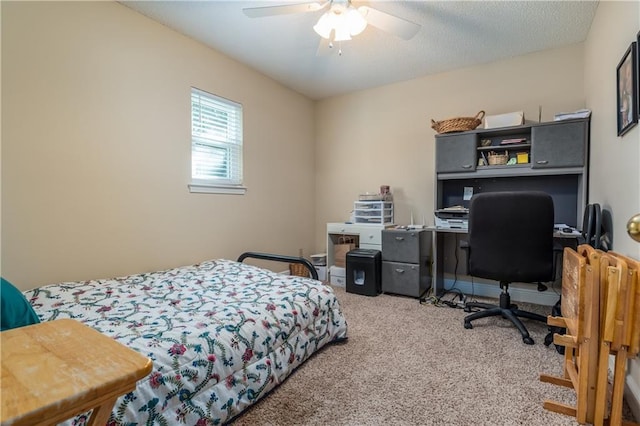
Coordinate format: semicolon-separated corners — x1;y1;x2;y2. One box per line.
1;319;153;426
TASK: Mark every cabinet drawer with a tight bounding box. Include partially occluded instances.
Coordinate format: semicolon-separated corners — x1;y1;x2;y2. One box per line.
359;243;381;251
382;230;429;263
381;261;430;297
327;224;384;245
353;201;393;210
357;228;382;245
327;223;358;235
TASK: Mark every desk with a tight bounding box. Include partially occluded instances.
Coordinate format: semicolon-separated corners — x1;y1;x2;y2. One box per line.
326;222;395;268
1;319;153;426
428;226;581;301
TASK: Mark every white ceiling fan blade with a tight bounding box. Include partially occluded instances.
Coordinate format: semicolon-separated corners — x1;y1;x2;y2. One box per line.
357;5;421;40
243;2;327;18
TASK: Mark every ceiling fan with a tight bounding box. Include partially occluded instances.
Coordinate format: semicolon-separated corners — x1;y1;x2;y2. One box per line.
242;0;421;52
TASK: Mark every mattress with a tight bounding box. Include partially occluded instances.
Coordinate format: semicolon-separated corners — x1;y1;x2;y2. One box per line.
23;259;348;425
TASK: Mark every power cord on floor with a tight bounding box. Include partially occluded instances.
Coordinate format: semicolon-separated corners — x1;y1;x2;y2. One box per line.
439;234;468;309
418;234;487;311
442;233;460;295
419;287;444;307
441;299;465;309
419;286;467;309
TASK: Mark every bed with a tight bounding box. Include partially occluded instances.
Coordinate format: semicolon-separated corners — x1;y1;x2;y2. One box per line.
22;252;348;425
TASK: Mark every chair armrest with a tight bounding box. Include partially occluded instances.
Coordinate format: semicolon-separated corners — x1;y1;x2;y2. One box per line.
552;242;564;280
459;240;470;273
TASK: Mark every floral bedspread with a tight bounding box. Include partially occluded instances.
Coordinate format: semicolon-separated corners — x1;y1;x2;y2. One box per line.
24;259;348;425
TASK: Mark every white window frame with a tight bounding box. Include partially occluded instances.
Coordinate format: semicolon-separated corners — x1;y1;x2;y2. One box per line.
188;87;246;195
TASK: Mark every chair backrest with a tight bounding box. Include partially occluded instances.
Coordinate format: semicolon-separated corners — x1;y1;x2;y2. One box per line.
581;203;604;249
582;204;596;244
467;191;555;283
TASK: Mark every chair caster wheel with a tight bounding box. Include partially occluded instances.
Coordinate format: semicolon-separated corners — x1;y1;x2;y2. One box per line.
464;322;473;329
523;337;534;345
464;306;472;313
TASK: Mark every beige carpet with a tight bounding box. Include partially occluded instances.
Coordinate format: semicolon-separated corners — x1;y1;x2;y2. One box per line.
232;286;633;425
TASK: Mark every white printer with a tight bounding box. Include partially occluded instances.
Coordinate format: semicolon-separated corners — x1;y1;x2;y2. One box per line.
434;207;469;230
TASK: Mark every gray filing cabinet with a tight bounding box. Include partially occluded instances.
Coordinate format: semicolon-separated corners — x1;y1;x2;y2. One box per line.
381;229;432;297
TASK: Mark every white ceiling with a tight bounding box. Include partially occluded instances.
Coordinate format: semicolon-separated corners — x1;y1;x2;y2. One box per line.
120;0;599;100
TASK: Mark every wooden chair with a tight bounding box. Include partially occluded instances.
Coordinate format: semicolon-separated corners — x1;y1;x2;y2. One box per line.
541;246;640;426
540;245;601;424
593;252;639;426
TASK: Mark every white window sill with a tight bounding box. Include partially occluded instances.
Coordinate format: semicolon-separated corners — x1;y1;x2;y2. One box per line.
188;183;247;195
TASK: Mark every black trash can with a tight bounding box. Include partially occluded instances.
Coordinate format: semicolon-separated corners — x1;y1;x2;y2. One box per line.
346;249;381;296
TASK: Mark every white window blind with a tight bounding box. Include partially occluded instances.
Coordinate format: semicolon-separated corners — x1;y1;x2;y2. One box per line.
190;88;245;194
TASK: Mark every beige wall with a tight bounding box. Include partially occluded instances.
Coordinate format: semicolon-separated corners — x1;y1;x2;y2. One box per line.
584;0;640;417
1;1;316;289
585;1;640;260
314;44;586;249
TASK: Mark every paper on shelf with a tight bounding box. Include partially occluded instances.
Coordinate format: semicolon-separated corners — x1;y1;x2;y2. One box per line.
553;109;591;121
441;205;468;211
554;224;582;235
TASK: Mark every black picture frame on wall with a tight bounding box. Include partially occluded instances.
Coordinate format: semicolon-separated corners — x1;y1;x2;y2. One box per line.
637;31;640;120
617;41;638;136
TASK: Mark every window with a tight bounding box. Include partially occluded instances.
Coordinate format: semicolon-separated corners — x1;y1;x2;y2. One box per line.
189;88;245;194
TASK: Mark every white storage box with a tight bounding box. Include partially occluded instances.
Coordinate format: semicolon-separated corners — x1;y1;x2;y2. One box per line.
310;253;327;266
315;266;327;281
353;201;394;224
484;111;524;129
329;266;346;287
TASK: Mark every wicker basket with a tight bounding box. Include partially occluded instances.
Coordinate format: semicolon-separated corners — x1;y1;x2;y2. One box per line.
488;152;509;165
289;263;310;277
431;110;485;134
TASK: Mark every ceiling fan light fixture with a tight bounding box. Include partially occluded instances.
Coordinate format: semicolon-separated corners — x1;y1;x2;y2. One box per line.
346;7;367;36
314;3;367;41
313;12;334;39
334;26;352;41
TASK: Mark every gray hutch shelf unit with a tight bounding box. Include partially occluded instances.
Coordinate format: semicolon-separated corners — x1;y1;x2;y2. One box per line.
432;117;590;296
436;117;589;225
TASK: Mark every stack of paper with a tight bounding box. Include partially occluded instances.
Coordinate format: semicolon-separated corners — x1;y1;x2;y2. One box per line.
554;109;592;121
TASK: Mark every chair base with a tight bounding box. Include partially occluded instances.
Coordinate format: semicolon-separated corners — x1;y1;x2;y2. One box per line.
463;288;547;345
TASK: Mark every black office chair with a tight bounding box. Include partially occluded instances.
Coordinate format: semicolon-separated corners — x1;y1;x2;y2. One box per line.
462;191;555;345
581;203;604;249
